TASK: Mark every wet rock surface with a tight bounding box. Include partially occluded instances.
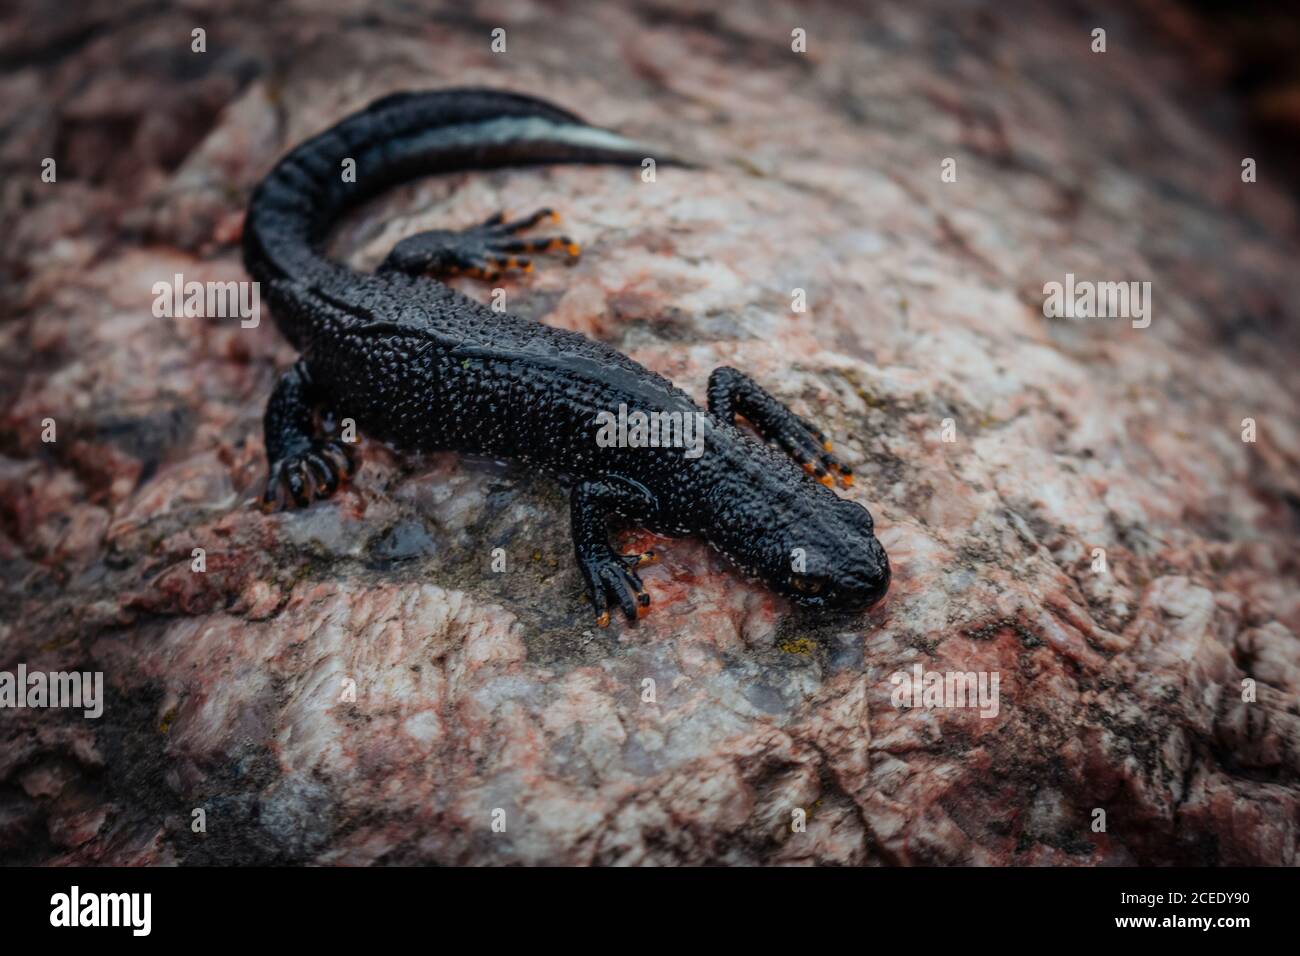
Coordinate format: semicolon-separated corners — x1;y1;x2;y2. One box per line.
1;0;1298;865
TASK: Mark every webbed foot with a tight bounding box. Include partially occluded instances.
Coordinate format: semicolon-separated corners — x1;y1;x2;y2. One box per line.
262;438;355;511
378;208;580;281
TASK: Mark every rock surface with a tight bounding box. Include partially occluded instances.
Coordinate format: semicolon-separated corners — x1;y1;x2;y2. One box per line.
1;0;1298;865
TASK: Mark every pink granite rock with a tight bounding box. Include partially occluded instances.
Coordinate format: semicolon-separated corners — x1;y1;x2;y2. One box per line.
1;0;1297;865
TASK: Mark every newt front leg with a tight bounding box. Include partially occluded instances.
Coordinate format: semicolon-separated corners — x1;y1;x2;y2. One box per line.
707;366;853;488
570;478;658;626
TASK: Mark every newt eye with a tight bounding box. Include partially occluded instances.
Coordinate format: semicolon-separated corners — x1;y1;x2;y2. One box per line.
791;576;824;595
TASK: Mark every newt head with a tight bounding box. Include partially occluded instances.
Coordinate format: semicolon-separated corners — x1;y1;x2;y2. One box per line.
708;470;891;613
782;495;890;611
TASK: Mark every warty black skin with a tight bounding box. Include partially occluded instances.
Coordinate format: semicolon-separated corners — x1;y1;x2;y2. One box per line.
243;88;890;625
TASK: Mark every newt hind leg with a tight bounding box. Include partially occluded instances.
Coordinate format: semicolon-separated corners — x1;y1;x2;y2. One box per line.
707;366;853;488
261;360;356;511
377;208;581;282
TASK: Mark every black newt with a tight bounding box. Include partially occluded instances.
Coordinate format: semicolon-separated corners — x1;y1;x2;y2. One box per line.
243;88;890;626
